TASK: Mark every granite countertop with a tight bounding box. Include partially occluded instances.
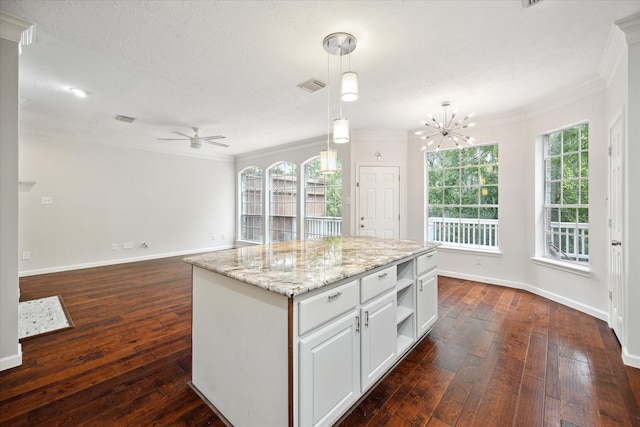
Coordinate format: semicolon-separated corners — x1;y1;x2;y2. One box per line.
184;236;438;297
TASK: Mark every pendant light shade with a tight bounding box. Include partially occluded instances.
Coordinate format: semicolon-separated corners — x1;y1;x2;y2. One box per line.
320;148;338;174
341;71;358;102
333;117;350;144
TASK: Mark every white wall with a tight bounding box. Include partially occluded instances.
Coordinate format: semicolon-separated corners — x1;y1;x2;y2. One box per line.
407;88;612;321
0;30;22;371
19;130;235;275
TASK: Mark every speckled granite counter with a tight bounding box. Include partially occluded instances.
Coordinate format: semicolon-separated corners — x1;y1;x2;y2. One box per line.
184;236;438;297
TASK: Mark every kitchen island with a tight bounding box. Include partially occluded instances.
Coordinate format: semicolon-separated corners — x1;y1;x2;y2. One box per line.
184;236;438;427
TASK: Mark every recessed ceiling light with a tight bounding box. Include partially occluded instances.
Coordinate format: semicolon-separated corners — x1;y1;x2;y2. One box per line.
69;88;90;98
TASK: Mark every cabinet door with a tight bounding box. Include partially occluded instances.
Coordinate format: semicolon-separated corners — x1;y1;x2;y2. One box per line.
299;312;360;427
360;291;397;391
417;269;438;337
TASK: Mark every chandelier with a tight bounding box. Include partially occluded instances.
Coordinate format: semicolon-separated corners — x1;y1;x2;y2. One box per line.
416;101;476;151
319;32;358;173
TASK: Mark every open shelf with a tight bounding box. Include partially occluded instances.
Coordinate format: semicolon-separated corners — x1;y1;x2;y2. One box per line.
396;278;413;292
397;334;413;355
396;306;413;325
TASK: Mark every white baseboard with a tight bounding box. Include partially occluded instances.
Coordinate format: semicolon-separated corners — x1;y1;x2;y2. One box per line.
622;347;640;369
437;269;609;322
0;344;22;372
18;246;235;277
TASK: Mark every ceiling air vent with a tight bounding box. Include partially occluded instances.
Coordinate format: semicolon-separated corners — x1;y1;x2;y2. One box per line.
521;0;544;8
297;78;325;93
115;114;136;123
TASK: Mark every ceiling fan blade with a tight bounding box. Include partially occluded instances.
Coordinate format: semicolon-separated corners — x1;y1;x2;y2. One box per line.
204;140;230;148
172;131;194;138
201;135;226;140
158;138;190;141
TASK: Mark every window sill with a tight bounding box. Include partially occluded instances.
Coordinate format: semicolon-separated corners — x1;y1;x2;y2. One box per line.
436;245;502;257
530;256;591;277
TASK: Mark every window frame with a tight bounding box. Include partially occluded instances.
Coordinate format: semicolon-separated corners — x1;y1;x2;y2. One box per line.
542;121;589;265
303;156;343;239
239;166;264;243
425;142;500;251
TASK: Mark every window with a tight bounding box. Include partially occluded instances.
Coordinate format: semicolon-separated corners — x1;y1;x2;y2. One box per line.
269;161;297;242
426;144;499;249
304;158;343;238
240;167;264;242
543;123;589;263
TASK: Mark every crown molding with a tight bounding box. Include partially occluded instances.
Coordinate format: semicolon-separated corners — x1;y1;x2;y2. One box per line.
616;13;640;45
0;10;34;44
599;25;626;87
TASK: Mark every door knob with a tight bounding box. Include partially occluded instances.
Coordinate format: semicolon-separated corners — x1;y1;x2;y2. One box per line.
611;240;622;246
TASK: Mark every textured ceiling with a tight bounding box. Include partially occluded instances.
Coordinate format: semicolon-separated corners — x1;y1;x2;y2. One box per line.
1;0;639;158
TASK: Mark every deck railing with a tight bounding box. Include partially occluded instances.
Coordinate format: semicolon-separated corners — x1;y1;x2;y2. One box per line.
427;217;589;261
305;216;342;238
428;217;499;248
547;221;589;262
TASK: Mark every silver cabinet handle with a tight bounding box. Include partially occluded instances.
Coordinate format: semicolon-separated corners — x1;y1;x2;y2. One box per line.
611;240;622;246
419;279;423;292
364;311;369;327
378;272;388;279
327;291;342;301
356;315;360;333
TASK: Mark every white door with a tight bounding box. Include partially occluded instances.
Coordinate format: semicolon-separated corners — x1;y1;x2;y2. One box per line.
299;313;360;427
417;269;438;337
358;166;400;238
609;112;625;343
360;291;397;391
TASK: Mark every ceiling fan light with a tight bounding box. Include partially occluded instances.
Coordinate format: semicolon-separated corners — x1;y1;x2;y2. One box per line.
333;118;350;144
320;149;338;174
341;71;358;102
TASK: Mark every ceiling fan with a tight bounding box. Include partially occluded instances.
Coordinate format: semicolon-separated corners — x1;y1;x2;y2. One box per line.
158;127;229;149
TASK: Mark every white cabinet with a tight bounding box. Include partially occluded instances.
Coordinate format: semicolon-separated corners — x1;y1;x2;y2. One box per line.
360;290;397;391
299;312;360;427
417;268;438;337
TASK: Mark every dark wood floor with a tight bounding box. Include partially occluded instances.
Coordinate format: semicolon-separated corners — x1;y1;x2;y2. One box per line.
1;256;639;426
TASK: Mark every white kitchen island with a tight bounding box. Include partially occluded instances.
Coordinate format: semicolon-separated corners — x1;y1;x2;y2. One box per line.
184;236;438;427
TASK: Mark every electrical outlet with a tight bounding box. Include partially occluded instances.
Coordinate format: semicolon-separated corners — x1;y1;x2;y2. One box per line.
41;196;53;205
22;251;30;260
111;243;118;251
123;241;134;249
211;235;216;240
221;233;227;239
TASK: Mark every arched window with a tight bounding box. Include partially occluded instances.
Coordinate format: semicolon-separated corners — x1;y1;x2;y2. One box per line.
239;167;264;243
304;157;342;238
269;162;297;242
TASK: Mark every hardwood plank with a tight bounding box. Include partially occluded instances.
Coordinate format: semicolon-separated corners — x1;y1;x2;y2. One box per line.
3;268;639;427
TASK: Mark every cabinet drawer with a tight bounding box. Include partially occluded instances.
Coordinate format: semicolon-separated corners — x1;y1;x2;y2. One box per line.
360;266;396;303
417;251;437;275
298;280;359;336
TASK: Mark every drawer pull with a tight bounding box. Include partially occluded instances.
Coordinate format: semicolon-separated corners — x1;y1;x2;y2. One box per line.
378;272;388;279
327;292;342;301
426;254;434;258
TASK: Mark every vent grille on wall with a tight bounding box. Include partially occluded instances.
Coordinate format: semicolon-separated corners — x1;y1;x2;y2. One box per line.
521;0;544;8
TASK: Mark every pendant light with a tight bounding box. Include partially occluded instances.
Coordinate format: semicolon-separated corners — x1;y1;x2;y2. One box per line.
341;37;358;102
323;32;357;145
320;45;337;174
